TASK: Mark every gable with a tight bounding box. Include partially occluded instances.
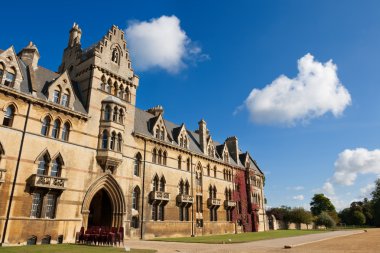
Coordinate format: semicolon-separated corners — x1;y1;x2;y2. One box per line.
0;46;25;90
45;71;76;108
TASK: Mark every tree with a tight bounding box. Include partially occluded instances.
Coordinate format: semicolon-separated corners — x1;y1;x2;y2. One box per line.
371;179;380;226
287;208;313;229
352;211;366;225
310;194;336;216
266;206;291;221
315;212;336;228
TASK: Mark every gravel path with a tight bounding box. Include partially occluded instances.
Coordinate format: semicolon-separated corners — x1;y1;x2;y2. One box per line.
126;229;365;253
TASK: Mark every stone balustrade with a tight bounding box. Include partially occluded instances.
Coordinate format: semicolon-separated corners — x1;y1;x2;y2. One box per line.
30;174;67;190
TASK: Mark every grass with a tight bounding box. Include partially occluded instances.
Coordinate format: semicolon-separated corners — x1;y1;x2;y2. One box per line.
0;244;156;253
151;229;329;244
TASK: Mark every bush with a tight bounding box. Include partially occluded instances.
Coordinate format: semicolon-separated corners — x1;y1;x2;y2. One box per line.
315;212;336;228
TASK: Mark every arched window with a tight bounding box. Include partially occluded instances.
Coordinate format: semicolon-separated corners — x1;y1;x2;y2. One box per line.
213;166;217;178
152;175;159;191
41;116;51;136
179;179;184;194
107;79;112;93
101;75;106;90
104;105;111;121
132;186;140;210
113;107;118;122
51;119;60;139
163;151;167;165
180;136;183;147
37;154;49;175
178;156;182;169
159;176;166;192
113;82;119;96
160;127;165;140
119;109;124;124
155;127;160;139
152;148;157;163
209;185;213;199
61;90;70;107
213;186;217;198
184;137;188;148
61;122;70;141
3;105;15;127
117;133;122;152
158;149;162;164
110;131;116;150
4;68;16;87
101;130;108;149
117;85;124;99
112;49;119;63
53;90;60;103
134;153;142;176
51;157;62;177
125;87;131;102
185;180;190;195
207;164;210;176
0;63;4;84
187;158;191;171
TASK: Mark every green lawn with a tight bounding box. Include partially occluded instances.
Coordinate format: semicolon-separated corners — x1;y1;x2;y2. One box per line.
0;244;156;253
152;230;328;244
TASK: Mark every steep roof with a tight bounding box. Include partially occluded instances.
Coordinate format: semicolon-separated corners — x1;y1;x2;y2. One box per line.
0;49;87;114
134;108;243;168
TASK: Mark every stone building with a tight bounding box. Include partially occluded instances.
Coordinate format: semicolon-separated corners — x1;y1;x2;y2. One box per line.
0;23;266;245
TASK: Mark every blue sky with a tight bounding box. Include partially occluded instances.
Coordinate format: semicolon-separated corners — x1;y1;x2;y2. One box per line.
2;0;380;210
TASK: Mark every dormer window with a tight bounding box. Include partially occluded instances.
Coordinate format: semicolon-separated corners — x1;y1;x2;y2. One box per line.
160;127;165;140
224;151;229;163
3;68;16;87
53;90;60;103
208;145;215;157
61;92;70;107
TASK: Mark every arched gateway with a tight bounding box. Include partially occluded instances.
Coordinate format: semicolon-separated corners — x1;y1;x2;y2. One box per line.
81;174;126;228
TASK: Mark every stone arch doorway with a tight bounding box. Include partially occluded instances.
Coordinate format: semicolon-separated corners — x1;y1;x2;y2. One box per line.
82;174;126;228
88;189;113;227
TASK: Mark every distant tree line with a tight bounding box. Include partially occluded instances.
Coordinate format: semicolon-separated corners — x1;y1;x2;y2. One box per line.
339;179;380;227
267;179;380;228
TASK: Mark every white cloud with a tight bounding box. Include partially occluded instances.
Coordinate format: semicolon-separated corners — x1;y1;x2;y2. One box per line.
292;195;304;201
333;148;380;185
322;181;335;195
360;183;375;198
244;53;351;126
125;15;208;73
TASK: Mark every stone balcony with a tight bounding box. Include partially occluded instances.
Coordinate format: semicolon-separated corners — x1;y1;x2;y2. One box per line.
207;198;221;207
224;200;237;209
96;149;123;173
29;174;67;190
149;191;170;204
0;168;6;184
176;194;194;206
251;203;260;210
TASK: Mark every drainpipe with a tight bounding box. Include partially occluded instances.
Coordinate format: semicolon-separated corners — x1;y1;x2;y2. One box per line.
140;138;147;239
190;154;194;237
1;102;31;246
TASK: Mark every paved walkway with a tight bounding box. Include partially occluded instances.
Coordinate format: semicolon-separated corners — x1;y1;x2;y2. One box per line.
126;230;364;253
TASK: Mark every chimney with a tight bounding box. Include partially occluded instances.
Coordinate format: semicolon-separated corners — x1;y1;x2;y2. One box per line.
198;119;207;154
18;42;40;69
147;105;164;116
225;136;239;164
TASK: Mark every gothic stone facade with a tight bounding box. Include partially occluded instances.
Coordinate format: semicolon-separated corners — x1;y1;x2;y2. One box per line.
0;24;266;245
